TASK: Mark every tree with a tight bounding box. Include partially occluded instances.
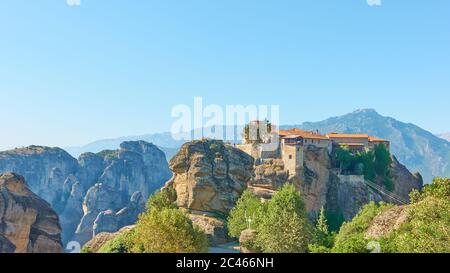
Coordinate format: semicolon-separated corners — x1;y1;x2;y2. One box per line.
315;207;334;248
98;229;137;253
334;146;354;173
374;144;391;177
146;186;178;211
256;184;313;253
309;207;334;252
132;208;209;253
359;149;376;181
227;190;266;238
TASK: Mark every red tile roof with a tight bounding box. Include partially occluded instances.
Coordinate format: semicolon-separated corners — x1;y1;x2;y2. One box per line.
327;133;369;139
275;129;329;140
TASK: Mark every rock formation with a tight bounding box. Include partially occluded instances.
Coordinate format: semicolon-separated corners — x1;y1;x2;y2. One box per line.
390;156;423;201
168;140;254;215
83;225;134;253
0;146;80;211
325;174;383;223
0;141;172;247
364;206;408;240
0;173;63;253
239;229;259;253
166;140;254;246
73;141;171;245
246;145;422;225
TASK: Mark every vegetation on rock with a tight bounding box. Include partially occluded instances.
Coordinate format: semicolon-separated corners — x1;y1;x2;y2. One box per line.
229;184;314;253
319;177;450;253
333;144;394;191
98;188;209;253
227;190;266;239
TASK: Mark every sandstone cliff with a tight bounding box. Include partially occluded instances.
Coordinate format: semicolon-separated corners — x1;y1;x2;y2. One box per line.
390;156;423;201
0;141;171;247
73;141;171;245
246;145;422;227
166;140;254;246
0;173;63;253
0;146;80;211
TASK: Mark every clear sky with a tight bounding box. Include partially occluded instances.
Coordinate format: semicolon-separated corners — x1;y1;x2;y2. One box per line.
0;0;449;150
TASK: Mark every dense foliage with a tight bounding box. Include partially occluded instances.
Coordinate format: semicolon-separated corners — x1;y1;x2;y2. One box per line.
227;190;266;238
380;177;450;253
99;188;209;253
132;208;209;253
146;187;178;211
308;207;335;252
333;144;394;191
326;177;450;253
331;202;393;253
98;229;136;253
229;184;313;253
256;184;313;253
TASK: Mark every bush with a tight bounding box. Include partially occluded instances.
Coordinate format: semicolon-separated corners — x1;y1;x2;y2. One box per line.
132;208;209;253
314;207;334;248
374;144;392;177
99;186;209;254
227;190;266;239
384;177;450;253
256;184;313;253
410;177;449;203
383;196;450;253
146;187;178;211
98;229;136;253
332;202;392;253
331;178;450;253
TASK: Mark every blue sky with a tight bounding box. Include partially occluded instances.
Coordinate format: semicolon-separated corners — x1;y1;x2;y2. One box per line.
0;0;449;150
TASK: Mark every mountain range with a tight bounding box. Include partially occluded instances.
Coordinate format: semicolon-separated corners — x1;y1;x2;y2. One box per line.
65;109;450;183
438;132;450;142
282;109;450;183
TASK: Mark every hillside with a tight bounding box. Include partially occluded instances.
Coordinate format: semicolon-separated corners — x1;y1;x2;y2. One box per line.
282;109;450;183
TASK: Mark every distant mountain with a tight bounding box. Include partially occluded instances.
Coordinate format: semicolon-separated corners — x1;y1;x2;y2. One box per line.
65;126;245;160
65;109;448;183
438;132;450;142
65;132;186;160
282;109;450;183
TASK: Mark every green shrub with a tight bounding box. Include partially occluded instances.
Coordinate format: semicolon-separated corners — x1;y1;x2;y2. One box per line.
256;184;313;253
384;178;450;253
132;208;209;253
332;202;392;253
98;230;136;253
227;190;266;238
146;187;178;211
81;247;93;253
374;144;392;177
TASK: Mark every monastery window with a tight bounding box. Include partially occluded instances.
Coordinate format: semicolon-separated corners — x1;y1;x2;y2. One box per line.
289;155;292;159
